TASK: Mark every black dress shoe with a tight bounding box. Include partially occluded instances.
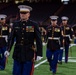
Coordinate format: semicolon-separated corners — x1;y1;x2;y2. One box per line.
50;67;52;71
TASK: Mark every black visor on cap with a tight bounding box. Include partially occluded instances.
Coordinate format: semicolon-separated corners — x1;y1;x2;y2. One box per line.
20;12;29;14
1;18;4;20
62;19;67;21
51;19;57;21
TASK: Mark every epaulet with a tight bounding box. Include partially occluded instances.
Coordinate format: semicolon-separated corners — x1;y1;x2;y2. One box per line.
29;20;37;24
13;20;20;23
6;24;9;26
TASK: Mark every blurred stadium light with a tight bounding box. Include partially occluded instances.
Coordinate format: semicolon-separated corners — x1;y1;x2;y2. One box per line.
61;0;70;4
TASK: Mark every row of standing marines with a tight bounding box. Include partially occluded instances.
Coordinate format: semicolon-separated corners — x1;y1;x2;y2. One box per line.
0;5;76;75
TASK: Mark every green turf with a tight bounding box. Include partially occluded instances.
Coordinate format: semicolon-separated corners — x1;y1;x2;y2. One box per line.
34;62;76;75
69;46;76;57
0;44;76;75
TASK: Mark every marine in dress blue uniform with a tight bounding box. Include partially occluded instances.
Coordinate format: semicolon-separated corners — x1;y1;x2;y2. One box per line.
46;16;62;75
58;16;73;63
0;14;9;70
4;5;42;75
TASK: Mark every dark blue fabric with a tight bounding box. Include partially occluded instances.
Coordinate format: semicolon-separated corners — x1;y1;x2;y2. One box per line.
58;49;63;61
65;45;69;63
0;47;6;70
13;60;33;75
46;49;59;73
74;39;76;44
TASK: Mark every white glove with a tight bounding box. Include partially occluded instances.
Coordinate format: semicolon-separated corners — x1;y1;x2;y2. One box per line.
4;51;10;57
70;39;72;42
36;56;43;61
60;47;63;50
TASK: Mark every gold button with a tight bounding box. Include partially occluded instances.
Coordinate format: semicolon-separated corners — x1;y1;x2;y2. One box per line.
16;30;17;32
22;37;24;39
22;33;24;34
21;41;23;43
23;28;25;30
21;43;23;45
23;23;25;25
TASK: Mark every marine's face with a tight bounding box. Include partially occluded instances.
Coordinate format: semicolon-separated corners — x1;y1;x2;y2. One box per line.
51;20;57;26
0;19;6;24
62;20;68;25
20;12;30;21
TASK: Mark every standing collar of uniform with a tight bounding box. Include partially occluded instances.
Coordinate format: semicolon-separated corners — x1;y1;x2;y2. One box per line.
20;19;29;22
51;24;58;27
0;23;6;26
62;23;68;26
